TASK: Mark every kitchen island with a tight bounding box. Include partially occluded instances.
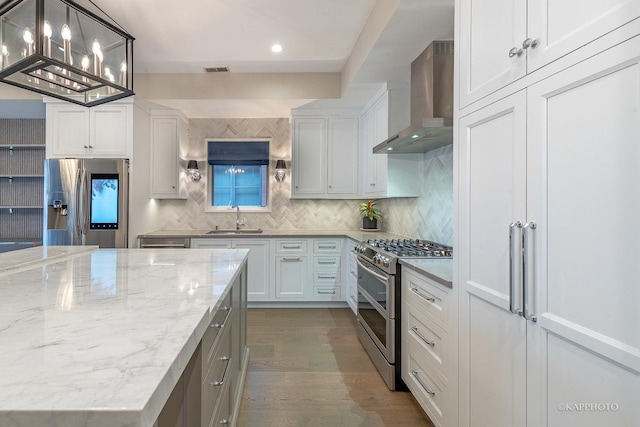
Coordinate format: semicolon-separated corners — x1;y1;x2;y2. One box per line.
0;246;249;427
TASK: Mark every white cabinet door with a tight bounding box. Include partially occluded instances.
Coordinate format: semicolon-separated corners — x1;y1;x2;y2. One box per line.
527;0;640;74
46;105;89;158
150;114;185;199
345;239;357;314
526;39;640;427
458;91;528;427
458;0;640;108
275;255;308;299
191;238;271;302
234;239;271;302
46;101;131;159
327;117;359;195
292;117;325;196
89;104;131;158
458;0;527;107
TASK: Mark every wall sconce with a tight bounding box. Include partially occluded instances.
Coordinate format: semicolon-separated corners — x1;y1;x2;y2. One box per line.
187;160;201;182
275;160;287;182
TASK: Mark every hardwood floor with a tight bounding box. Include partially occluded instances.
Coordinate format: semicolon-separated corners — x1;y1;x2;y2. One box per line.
237;308;435;427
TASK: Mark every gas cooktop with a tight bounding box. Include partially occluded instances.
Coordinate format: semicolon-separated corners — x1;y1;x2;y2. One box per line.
363;238;453;258
354;238;453;273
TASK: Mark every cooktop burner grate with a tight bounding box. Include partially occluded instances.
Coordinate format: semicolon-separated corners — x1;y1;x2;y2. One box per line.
365;238;453;258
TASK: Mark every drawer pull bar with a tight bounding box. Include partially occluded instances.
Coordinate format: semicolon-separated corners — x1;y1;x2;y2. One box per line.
317;261;337;265
317;275;336;279
317;290;336;295
411;286;436;303
318;245;337;250
282;257;302;262
210;356;232;387
411;326;435;347
210;306;232;329
411;370;436;396
282;245;302;249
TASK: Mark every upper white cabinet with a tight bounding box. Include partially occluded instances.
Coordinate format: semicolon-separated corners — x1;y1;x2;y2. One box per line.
149;110;187;199
361;87;419;198
291;114;360;199
458;0;640;107
45;99;132;159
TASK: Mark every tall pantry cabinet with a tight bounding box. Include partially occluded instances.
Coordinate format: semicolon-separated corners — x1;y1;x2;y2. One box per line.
455;2;640;427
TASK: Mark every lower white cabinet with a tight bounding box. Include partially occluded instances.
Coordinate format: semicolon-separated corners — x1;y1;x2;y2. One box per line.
192;237;348;304
274;239;309;300
191;239;271;302
345;239;358;314
402;268;453;427
312;238;342;301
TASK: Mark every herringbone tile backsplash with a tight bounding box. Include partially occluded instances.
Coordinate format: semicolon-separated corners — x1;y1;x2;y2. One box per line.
151;118;453;245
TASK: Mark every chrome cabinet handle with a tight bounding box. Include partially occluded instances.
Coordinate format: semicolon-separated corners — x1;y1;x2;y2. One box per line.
509;221;524;315
508;47;523;58
282;245;301;249
210;356;231;387
282;257;302;262
522;38;538;50
318;289;336;295
523;222;537;322
318;245;337;250
318;261;337;265
411;326;435;347
411;370;436;396
210;306;232;329
411;286;435;303
317;275;336;279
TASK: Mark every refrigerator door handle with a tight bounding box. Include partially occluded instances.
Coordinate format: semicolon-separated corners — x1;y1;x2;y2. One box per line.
509;221;524;316
74;168;83;236
82;169;90;236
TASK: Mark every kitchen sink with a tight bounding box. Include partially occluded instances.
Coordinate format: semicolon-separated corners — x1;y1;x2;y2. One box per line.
206;228;263;235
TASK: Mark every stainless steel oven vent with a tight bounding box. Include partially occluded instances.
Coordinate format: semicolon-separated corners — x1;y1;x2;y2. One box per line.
373;40;454;154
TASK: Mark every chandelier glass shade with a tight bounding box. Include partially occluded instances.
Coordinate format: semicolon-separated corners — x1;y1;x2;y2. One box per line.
0;0;134;106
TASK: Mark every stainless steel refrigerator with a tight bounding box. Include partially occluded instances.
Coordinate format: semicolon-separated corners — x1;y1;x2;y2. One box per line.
43;159;129;248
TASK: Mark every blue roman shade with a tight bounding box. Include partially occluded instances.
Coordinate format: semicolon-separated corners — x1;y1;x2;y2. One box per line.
208;141;269;166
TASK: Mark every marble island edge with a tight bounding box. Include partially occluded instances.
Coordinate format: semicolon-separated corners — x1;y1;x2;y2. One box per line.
0;247;249;427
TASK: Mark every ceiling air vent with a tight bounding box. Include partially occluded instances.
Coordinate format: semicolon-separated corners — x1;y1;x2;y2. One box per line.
204;66;230;73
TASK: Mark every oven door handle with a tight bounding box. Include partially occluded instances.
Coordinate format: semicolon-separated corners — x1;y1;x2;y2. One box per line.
356;257;390;282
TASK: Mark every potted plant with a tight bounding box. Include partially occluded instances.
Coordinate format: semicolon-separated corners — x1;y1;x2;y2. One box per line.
359;200;383;230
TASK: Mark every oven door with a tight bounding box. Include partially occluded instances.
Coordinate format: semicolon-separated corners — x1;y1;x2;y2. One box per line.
356;256;395;318
356;257;395;363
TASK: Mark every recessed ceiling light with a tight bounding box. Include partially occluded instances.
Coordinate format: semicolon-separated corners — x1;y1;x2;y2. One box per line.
271;44;283;53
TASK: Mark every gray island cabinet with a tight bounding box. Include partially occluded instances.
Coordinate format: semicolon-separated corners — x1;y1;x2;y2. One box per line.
0;246;249;427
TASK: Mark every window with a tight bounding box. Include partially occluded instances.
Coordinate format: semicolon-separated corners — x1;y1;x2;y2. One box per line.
206;139;270;211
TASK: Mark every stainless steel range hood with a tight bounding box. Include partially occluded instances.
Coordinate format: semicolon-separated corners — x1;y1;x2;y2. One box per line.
373;40;453;154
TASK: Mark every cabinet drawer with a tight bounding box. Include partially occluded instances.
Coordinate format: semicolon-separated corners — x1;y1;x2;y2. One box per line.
313;286;342;301
313;239;342;253
405;304;448;387
202;322;232;426
405;352;447;427
209;381;231;427
313;269;341;284
404;270;449;328
313;256;341;269
202;292;232;366
275;240;307;254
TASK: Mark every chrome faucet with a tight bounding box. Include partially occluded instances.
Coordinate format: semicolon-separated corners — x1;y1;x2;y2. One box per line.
231;205;242;230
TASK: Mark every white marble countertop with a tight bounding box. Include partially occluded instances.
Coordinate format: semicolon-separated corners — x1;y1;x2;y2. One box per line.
0;247;249;427
400;258;453;288
137;228;406;242
0;245;98;274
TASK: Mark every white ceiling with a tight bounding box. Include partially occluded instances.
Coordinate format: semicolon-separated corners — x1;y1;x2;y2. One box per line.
82;0;454;117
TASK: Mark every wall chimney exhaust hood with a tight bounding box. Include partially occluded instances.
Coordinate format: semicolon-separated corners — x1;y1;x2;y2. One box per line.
374;40;453;154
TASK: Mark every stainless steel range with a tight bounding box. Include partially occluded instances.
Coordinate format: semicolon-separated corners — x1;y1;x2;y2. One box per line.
354;238;453;390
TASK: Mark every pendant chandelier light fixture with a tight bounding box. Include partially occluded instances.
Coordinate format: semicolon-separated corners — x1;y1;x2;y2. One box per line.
0;0;134;107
